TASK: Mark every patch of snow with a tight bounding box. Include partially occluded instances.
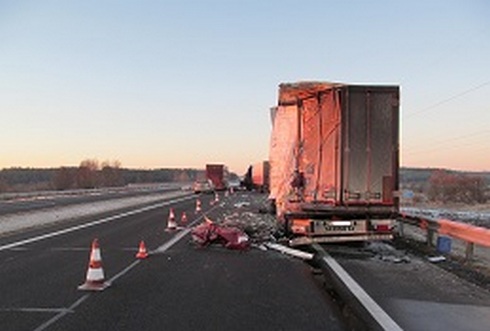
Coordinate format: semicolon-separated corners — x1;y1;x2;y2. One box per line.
401;207;490;229
0;191;190;236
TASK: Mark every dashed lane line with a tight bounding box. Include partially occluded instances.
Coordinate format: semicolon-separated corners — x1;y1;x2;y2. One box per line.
33;295;89;331
31;200;219;331
0;308;74;313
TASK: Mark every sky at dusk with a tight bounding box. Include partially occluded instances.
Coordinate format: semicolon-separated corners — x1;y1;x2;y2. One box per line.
1;0;489;174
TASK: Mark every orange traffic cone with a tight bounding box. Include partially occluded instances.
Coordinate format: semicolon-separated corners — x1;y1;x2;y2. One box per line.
136;240;149;259
78;239;110;291
181;212;188;226
166;208;177;231
195;199;202;214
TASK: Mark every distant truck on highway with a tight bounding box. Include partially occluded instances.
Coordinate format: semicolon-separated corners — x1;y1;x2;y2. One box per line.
206;164;227;191
252;161;270;192
269;81;400;246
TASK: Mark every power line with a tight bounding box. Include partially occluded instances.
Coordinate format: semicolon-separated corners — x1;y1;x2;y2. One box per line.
404;137;490;156
403;128;490;155
404;80;490;119
403;130;490;156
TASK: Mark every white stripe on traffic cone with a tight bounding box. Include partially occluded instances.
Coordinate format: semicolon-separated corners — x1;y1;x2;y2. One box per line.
181;212;188;226
166;208;177;231
78;239;110;291
136;240;149;259
195;199;201;214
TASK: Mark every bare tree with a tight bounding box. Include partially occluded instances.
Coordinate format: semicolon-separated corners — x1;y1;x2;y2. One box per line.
76;159;99;189
100;160;123;187
0;177;8;193
53;167;76;190
428;170;487;204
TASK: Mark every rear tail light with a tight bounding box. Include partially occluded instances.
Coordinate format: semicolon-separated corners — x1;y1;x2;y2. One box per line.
375;224;391;232
290;219;310;235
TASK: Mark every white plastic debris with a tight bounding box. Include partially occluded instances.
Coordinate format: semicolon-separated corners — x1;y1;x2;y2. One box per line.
427;256;446;263
251;244;268;251
264;242;314;260
233;202;250;208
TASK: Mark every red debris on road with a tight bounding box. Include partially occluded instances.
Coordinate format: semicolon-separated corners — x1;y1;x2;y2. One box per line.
191;217;250;250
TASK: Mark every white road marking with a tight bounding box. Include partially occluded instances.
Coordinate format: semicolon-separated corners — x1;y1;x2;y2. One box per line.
0;307;74;313
107;260;140;284
0;195;193;252
8;247;141;252
153;205;213;253
107;209;213;283
322;253;404;331
33;295;89;331
154;227;192;253
27;196;215;331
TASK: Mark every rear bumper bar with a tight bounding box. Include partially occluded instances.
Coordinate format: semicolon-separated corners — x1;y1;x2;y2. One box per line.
290;234;393;246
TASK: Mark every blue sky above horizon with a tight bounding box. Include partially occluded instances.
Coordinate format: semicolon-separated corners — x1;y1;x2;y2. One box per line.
1;0;489;174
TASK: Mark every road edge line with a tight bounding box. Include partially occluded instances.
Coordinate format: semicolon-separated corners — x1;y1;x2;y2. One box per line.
312;244;404;331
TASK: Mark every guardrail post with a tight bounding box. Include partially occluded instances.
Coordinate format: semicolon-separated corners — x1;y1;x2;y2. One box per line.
397;220;404;237
427;228;435;247
465;242;474;263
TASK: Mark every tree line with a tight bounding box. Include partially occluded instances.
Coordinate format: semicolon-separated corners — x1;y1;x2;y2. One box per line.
0;159;202;193
401;168;489;204
427;170;487;204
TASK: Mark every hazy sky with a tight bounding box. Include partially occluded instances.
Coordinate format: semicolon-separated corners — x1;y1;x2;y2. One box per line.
1;0;489;174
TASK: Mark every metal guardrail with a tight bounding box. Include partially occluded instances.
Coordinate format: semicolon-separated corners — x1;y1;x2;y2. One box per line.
398;213;490;261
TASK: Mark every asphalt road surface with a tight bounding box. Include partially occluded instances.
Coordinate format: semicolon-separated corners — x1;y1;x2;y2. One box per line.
0;192;345;331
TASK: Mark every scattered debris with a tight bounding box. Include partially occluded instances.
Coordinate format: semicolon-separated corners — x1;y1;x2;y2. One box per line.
191;218;250;250
394;256;411;263
233;202;250;208
380;255;411;264
364;241;397;255
192;194;282;251
221;211;279;244
264;242;314;260
364;241;411;264
427;256;446;263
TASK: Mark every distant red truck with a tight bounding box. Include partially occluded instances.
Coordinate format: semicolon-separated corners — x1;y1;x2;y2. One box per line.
206;164;227;191
252;161;270;192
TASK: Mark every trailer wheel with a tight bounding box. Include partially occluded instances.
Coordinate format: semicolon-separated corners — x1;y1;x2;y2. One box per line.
282;216;292;237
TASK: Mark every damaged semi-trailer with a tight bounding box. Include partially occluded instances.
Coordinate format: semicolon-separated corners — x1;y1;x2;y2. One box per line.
269;82;400;246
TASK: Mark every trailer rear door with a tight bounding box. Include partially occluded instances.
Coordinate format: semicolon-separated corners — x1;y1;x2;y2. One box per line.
341;86;399;205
